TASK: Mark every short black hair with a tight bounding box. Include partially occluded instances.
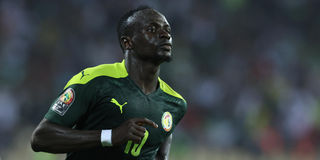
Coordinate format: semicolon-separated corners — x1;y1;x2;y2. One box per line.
117;5;154;52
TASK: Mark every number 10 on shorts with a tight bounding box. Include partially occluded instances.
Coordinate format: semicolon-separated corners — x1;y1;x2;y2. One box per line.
124;130;149;157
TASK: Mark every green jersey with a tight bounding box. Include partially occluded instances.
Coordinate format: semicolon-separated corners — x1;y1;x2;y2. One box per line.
44;60;187;160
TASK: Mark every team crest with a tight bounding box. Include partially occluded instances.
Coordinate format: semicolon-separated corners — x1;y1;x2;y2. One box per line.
52;88;75;116
161;112;173;132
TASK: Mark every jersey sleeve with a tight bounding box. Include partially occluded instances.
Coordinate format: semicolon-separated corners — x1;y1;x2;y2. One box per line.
44;83;93;127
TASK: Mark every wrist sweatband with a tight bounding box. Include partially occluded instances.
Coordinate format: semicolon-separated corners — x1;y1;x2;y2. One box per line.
101;129;112;147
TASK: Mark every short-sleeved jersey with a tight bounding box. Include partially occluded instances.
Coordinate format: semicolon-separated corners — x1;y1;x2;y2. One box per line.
44;60;187;160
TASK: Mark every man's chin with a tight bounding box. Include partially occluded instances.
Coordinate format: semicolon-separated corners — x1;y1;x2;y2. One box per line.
156;51;172;63
139;51;172;64
163;54;172;62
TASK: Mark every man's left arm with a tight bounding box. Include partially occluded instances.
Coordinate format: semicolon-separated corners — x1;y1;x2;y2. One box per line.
156;134;172;160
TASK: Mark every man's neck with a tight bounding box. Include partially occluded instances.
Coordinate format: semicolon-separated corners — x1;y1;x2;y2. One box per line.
125;55;160;95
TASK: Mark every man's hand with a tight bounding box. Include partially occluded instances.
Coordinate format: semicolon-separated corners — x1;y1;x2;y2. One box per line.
112;118;158;146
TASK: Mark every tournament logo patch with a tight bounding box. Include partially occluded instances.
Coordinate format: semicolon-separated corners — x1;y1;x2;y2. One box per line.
161;112;173;132
51;88;75;116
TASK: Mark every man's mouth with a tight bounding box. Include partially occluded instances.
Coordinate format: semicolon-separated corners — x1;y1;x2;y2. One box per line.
159;43;172;51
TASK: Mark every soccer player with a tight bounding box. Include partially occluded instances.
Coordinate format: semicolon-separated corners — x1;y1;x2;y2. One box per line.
31;6;187;160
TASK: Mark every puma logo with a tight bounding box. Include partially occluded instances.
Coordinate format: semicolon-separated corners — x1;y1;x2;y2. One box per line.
110;98;127;114
80;71;90;80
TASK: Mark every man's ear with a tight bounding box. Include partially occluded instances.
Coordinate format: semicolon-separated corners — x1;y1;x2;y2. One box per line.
120;36;133;50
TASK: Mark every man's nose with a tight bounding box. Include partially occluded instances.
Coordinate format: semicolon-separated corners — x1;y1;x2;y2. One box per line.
159;29;171;40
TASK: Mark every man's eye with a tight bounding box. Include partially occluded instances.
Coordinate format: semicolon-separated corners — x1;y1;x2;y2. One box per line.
147;26;156;33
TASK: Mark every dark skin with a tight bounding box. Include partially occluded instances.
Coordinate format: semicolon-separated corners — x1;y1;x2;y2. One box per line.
31;9;173;160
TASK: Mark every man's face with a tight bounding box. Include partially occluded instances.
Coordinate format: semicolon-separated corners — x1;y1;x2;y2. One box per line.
129;9;172;63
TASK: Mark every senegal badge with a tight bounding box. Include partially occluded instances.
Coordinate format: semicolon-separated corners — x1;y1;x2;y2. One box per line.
161;112;173;132
51;88;75;116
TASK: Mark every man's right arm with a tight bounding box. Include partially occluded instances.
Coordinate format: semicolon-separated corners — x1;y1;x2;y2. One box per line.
30;118;158;153
31;118;101;153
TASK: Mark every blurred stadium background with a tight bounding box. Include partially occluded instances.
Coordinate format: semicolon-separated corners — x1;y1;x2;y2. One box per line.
1;0;320;159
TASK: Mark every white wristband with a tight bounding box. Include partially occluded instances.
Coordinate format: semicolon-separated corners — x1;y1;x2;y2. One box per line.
101;129;112;147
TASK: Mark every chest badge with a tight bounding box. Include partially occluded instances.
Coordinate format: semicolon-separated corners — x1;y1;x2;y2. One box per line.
161;112;173;132
110;98;127;114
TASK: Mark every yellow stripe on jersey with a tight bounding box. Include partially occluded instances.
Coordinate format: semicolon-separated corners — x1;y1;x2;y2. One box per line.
158;78;186;102
63;59;185;102
64;60;128;89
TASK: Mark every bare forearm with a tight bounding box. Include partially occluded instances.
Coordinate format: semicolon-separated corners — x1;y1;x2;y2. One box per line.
156;134;172;160
155;154;169;160
31;117;158;154
31;119;101;153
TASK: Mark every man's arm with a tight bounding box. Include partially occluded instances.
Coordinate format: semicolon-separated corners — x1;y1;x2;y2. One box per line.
155;134;172;160
31;118;158;153
31;119;101;153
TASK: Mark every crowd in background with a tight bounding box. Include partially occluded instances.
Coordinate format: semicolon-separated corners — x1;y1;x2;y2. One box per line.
1;0;320;159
